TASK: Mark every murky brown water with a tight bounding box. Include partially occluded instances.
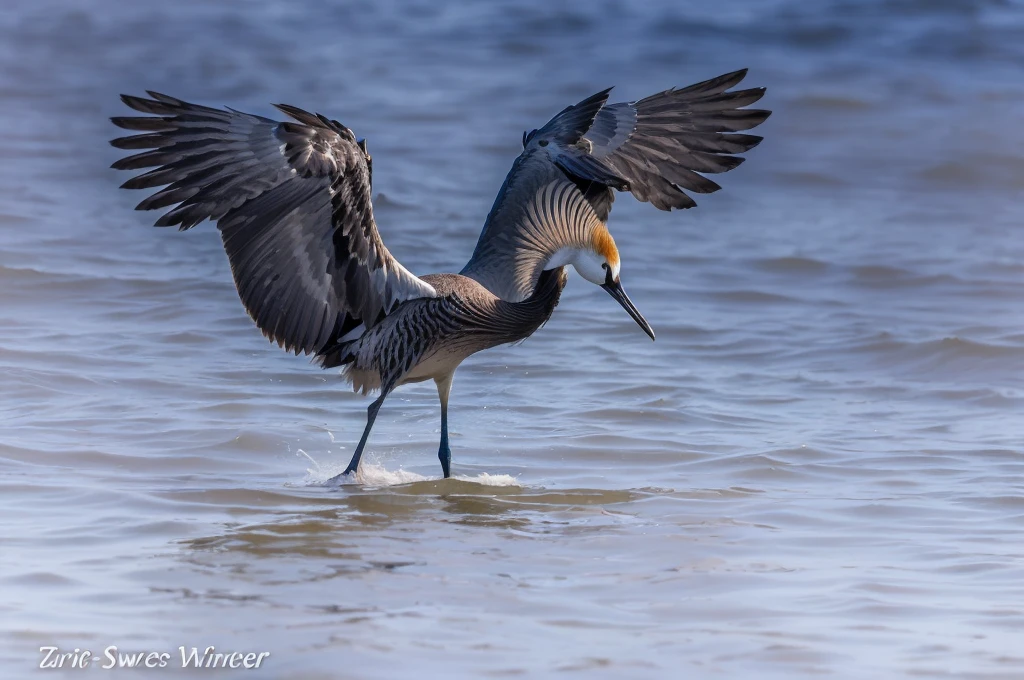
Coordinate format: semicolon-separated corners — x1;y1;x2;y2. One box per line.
2;0;1024;677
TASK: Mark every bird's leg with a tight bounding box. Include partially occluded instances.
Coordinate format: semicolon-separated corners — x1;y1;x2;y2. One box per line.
435;373;454;479
332;389;390;481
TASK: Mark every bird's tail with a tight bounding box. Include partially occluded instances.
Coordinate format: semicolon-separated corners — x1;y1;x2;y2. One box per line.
315;338;357;370
317;340;383;395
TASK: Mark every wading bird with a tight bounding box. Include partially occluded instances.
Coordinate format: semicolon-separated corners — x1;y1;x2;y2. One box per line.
110;70;769;480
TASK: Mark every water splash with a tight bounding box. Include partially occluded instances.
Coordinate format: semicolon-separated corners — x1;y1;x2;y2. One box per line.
298;451;520;488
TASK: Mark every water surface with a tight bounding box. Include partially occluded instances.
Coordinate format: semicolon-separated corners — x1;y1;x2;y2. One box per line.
2;1;1023;677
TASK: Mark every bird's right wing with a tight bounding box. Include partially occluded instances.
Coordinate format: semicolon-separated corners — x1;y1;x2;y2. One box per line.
110;93;436;360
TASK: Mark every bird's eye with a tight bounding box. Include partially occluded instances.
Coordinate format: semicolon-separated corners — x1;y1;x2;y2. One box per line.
538;140;548;147
601;263;609;271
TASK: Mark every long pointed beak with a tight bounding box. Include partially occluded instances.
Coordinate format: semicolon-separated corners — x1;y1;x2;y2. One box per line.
601;278;655;341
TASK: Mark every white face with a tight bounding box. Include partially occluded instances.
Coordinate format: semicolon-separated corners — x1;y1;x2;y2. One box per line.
573;248;610;282
544;246;620;284
544;245;655;340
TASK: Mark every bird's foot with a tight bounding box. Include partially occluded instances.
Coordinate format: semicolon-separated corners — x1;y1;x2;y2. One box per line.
327;464;360;485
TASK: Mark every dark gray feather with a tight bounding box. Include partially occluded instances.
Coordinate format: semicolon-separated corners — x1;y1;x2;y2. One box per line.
553;146;629;192
110;92;436;358
586;68;770;211
530;87;613;145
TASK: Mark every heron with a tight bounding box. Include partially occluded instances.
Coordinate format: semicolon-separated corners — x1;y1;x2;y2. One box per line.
110;69;769;480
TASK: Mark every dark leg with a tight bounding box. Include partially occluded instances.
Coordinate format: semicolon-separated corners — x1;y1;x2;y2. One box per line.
435;373;454;478
330;390;389;482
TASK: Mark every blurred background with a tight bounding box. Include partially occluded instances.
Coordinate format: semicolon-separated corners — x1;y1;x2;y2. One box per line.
1;0;1023;678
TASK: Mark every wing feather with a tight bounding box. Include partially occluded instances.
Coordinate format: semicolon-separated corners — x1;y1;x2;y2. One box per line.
110;92;436;359
587;69;770;210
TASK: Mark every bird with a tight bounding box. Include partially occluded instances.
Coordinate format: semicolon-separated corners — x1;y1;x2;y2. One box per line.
110;69;769;481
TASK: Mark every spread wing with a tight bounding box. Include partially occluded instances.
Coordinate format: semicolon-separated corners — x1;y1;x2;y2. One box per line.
110;92;437;359
581;68;770;211
461;69;770;301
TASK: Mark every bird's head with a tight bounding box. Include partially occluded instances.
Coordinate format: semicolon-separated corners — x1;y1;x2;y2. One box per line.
550;225;655;341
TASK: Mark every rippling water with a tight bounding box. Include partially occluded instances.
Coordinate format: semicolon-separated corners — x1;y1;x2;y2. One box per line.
2;0;1024;677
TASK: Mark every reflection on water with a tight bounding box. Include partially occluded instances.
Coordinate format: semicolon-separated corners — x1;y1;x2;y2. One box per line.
1;0;1024;677
182;481;644;562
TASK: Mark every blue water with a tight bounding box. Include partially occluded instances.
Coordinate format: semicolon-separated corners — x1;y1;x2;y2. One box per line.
1;1;1023;677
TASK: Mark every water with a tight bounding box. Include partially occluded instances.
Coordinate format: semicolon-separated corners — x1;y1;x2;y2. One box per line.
2;0;1023;677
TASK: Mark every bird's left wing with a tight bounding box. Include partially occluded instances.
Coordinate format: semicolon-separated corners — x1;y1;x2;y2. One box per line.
110;92;436;360
581;69;770;211
462;70;769;302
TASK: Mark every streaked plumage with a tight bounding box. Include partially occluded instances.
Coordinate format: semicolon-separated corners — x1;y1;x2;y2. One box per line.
110;69;770;479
